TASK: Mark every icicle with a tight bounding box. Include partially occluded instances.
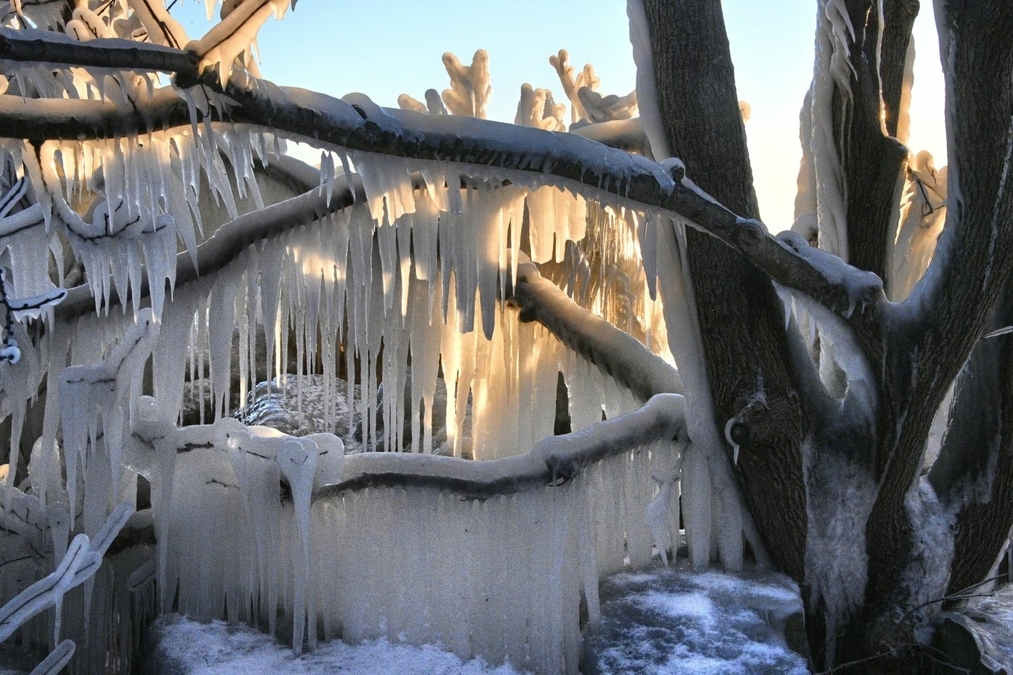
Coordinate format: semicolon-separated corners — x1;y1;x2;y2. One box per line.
681;442;712;568
275;438;318;653
208;267;240;419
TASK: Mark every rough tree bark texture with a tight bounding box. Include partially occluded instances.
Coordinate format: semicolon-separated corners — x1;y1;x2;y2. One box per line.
839;0;911;280
853;3;1013;667
640;0;808;584
929;282;1013;599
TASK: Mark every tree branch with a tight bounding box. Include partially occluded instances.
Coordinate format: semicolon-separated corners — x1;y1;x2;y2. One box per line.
928;283;1013;596
55;162;360;321
317;393;685;500
880;0;919;139
0;89;190;139
0;28;198;79
839;0;910;281
0;31;887;336
508;256;682;402
862;0;1013;635
641;0;808;583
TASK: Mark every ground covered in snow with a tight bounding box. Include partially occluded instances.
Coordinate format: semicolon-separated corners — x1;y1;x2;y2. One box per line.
131;562;809;675
583;561;809;674
144;614;528;675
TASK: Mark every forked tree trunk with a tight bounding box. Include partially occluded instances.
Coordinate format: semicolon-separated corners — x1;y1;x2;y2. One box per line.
642;1;1013;672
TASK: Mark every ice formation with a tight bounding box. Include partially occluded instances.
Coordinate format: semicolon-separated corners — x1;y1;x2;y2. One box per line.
888;150;948;301
0;3;770;673
125;400;683;674
0;111;704;673
809;0;854;260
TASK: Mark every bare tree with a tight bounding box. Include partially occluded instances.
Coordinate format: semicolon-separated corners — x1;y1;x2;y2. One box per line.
2;0;1012;673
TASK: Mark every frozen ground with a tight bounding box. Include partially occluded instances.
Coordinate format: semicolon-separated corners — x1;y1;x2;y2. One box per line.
139;561;807;675
146;614;528;674
583;560;809;674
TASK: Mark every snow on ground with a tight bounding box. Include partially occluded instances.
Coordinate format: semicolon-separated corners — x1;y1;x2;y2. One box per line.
1;560;808;674
583;560;809;675
148;614;530;675
145;561;808;675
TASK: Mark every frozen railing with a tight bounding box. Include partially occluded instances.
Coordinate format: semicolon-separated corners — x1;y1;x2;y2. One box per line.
137;392;685;675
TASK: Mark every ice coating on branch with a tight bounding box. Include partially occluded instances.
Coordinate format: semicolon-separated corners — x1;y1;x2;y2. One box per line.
645;463;681;566
548;50;601;124
58;308;158;512
577;88;638;124
0;501;132;651
397;93;427;114
777;231;883;319
901;479;955;643
194;0;291;87
889;151;948;301
143;390;682;670
515;84;566;131
276;437;318;653
809;0;855;260
652;214;755;571
30;639;76;675
627;0;671;159
441;50;492;118
802;440;875;666
128;0;188;49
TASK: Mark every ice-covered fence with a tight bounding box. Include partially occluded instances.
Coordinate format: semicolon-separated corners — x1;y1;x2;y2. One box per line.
134;394;685;675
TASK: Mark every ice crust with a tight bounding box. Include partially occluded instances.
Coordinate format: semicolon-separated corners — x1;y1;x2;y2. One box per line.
587;563;807;675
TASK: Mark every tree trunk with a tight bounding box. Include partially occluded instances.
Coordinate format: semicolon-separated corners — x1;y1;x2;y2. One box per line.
640;0;808;587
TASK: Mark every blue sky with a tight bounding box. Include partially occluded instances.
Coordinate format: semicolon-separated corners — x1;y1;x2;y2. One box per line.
171;1;945;231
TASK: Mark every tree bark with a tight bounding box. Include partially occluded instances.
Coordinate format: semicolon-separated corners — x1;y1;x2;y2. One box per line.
640;0;808;583
929;282;1013;599
839;0;911;280
850;1;1013;666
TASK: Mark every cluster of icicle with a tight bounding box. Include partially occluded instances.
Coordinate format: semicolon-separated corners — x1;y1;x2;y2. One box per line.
0;111;690;672
0;4;741;673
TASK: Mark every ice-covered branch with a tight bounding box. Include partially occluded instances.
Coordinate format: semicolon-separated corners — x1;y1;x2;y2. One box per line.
56;167;363;320
0;89;190;140
0;502;133;644
318;393;685;500
0;268;65;364
0;28;199;79
508;256;681;402
0;32;884;322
